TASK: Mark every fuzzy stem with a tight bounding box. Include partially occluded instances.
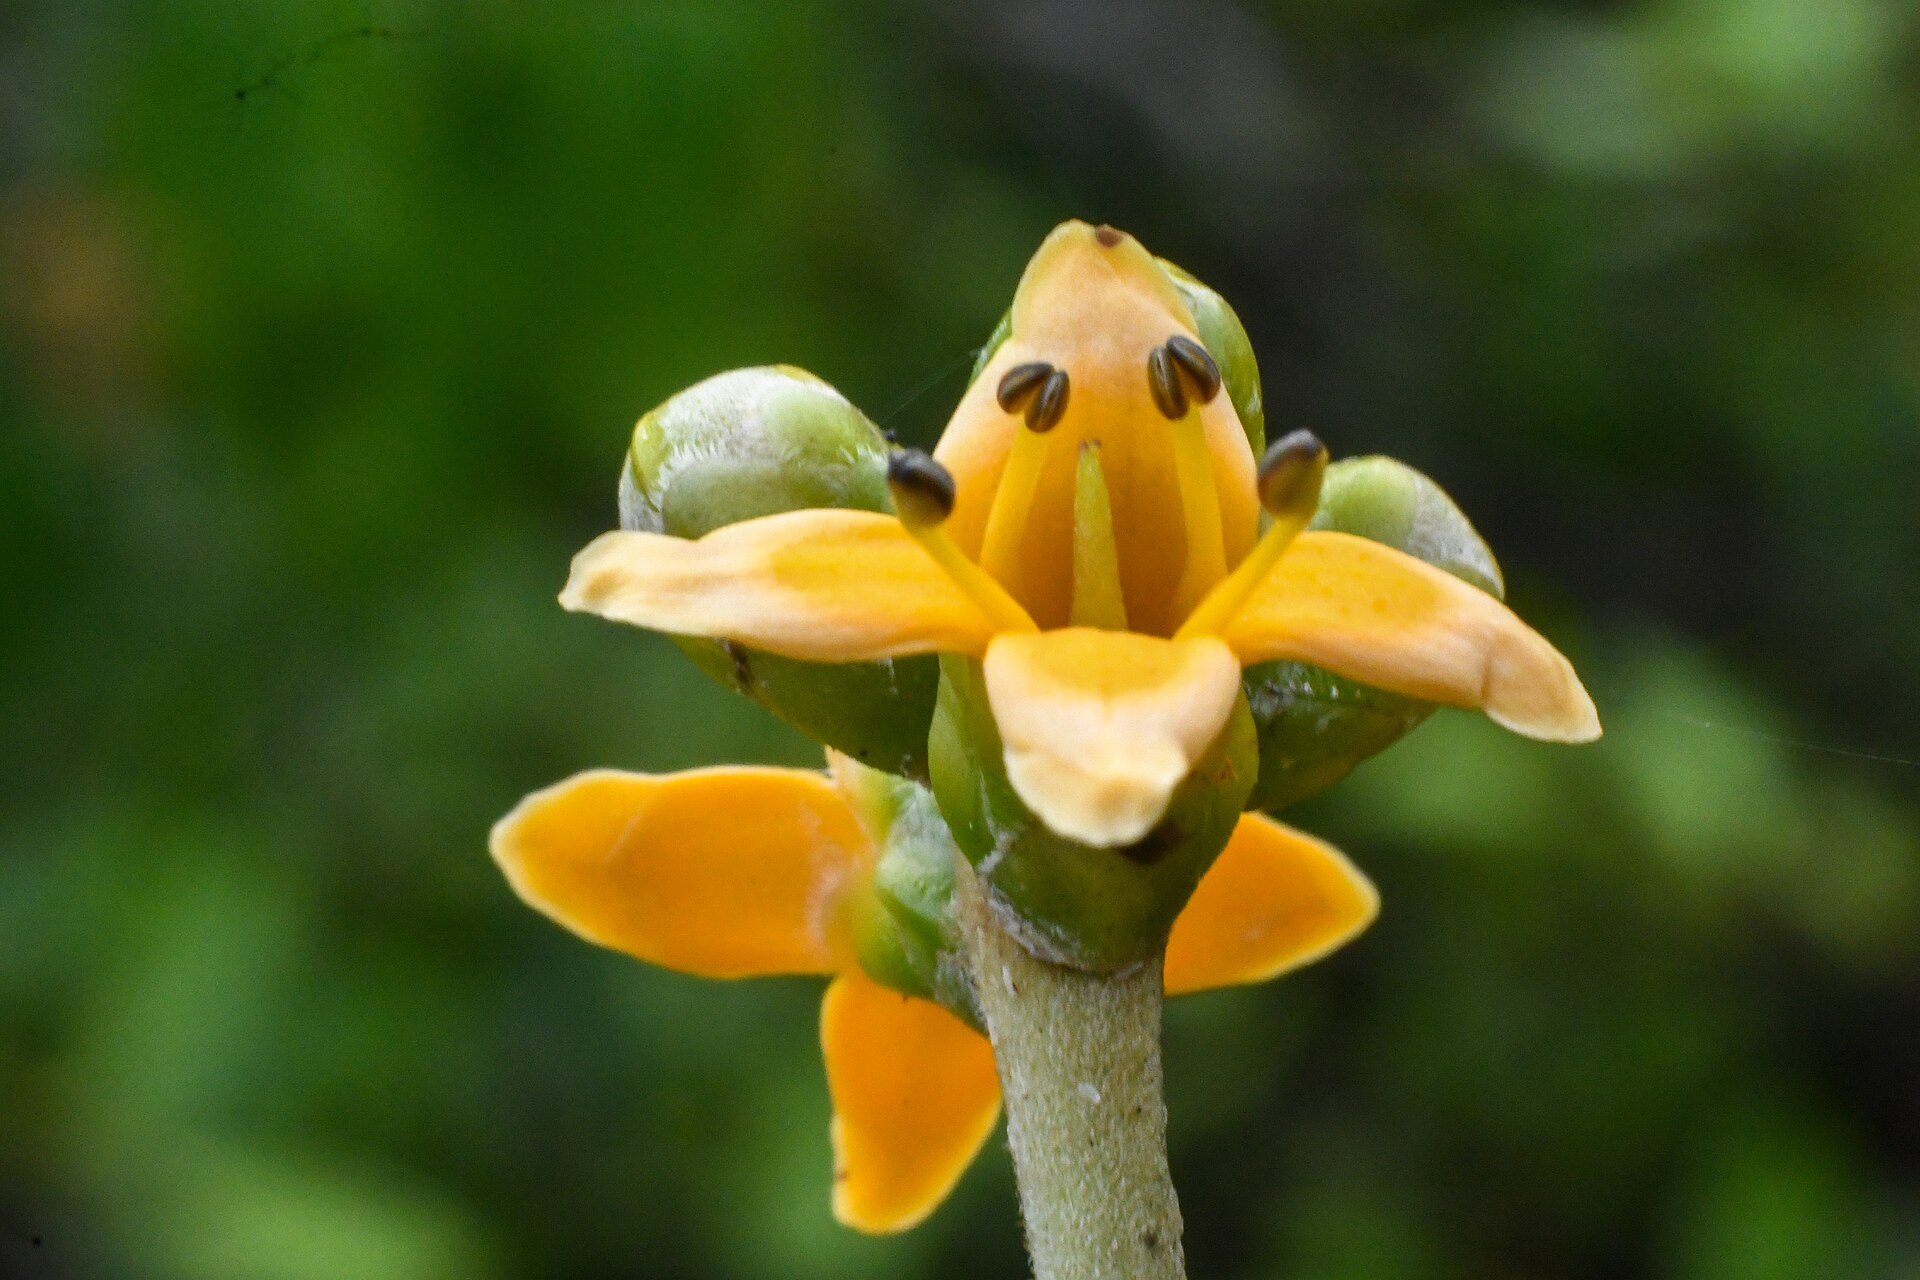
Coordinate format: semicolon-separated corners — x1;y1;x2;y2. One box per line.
955;861;1186;1280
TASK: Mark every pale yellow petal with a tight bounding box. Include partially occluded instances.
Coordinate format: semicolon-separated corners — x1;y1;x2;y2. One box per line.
822;973;1002;1234
1220;531;1601;742
1165;813;1378;996
982;629;1242;847
489;767;871;978
560;509;998;661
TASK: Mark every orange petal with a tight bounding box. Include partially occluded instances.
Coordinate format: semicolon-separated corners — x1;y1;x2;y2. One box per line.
821;972;1001;1233
1165;813;1378;996
561;509;998;661
1220;530;1601;742
490;768;871;978
983;629;1242;847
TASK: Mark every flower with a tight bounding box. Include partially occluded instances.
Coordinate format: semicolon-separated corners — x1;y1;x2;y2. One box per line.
490;749;1378;1232
559;221;1598;852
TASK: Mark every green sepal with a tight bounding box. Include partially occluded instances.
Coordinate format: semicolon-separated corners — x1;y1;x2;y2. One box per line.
928;655;1258;971
1308;455;1503;597
621;367;938;778
967;309;1012;384
1245;455;1504;812
836;761;983;1031
966;259;1265;457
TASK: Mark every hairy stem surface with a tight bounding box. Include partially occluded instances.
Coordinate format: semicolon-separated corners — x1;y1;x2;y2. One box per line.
955;862;1186;1280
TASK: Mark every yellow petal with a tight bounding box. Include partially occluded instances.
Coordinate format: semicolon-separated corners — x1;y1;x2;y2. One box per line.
490;767;871;978
983;629;1242;847
1164;813;1378;996
561;509;998;661
1221;531;1601;742
935;223;1259;634
822;972;1001;1234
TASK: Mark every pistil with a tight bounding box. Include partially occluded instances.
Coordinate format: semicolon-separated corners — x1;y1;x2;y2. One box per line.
1070;443;1128;630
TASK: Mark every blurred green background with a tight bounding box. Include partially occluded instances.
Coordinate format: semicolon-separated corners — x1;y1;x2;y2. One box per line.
3;0;1917;1276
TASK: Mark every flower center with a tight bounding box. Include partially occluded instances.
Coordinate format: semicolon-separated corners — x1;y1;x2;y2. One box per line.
926;221;1264;635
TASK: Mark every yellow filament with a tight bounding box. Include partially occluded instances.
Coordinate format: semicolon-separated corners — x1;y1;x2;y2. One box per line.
1168;413;1228;619
1174;508;1312;641
900;518;1037;635
977;426;1053;588
1070;443;1128;630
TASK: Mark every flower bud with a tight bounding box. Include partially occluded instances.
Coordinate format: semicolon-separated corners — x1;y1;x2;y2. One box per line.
835;760;982;1029
928;657;1258;971
623;367;939;777
1245;456;1504;811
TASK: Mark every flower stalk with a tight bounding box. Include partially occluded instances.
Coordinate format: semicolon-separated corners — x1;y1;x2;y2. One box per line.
955;860;1187;1280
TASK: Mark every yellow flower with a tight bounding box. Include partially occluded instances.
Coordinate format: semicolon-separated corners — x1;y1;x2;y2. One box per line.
490;749;1379;1232
559;221;1598;848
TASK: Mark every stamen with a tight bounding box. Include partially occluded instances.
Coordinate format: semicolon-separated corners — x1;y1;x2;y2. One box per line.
1165;334;1221;403
887;450;1037;634
1147;345;1187;419
886;449;955;525
1070;443;1128;630
1026;368;1070;433
1174;430;1327;641
979;366;1071;584
1150;336;1230;618
1256;429;1327;516
996;362;1053;414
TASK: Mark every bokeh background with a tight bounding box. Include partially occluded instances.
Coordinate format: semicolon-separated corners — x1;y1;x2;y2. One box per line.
4;0;1918;1276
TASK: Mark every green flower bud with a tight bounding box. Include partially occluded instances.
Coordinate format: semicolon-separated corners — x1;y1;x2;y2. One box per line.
928;656;1258;971
1244;456;1504;812
836;760;982;1030
622;367;939;777
968;260;1265;456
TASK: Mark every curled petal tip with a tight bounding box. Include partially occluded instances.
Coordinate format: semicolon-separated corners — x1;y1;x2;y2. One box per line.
1003;742;1191;849
1164;814;1381;996
1222;531;1603;746
557;531;627;614
1486;646;1603;743
983;630;1242;850
822;975;1001;1233
487;767;869;978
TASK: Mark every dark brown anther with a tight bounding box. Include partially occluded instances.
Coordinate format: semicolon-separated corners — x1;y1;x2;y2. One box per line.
886;448;956;525
1256;430;1328;518
1165;334;1221;404
1094;224;1125;247
1146;344;1187;419
1026;368;1070;432
996;361;1054;414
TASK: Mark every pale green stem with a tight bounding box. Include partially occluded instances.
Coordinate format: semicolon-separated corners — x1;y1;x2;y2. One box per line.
954;860;1187;1280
